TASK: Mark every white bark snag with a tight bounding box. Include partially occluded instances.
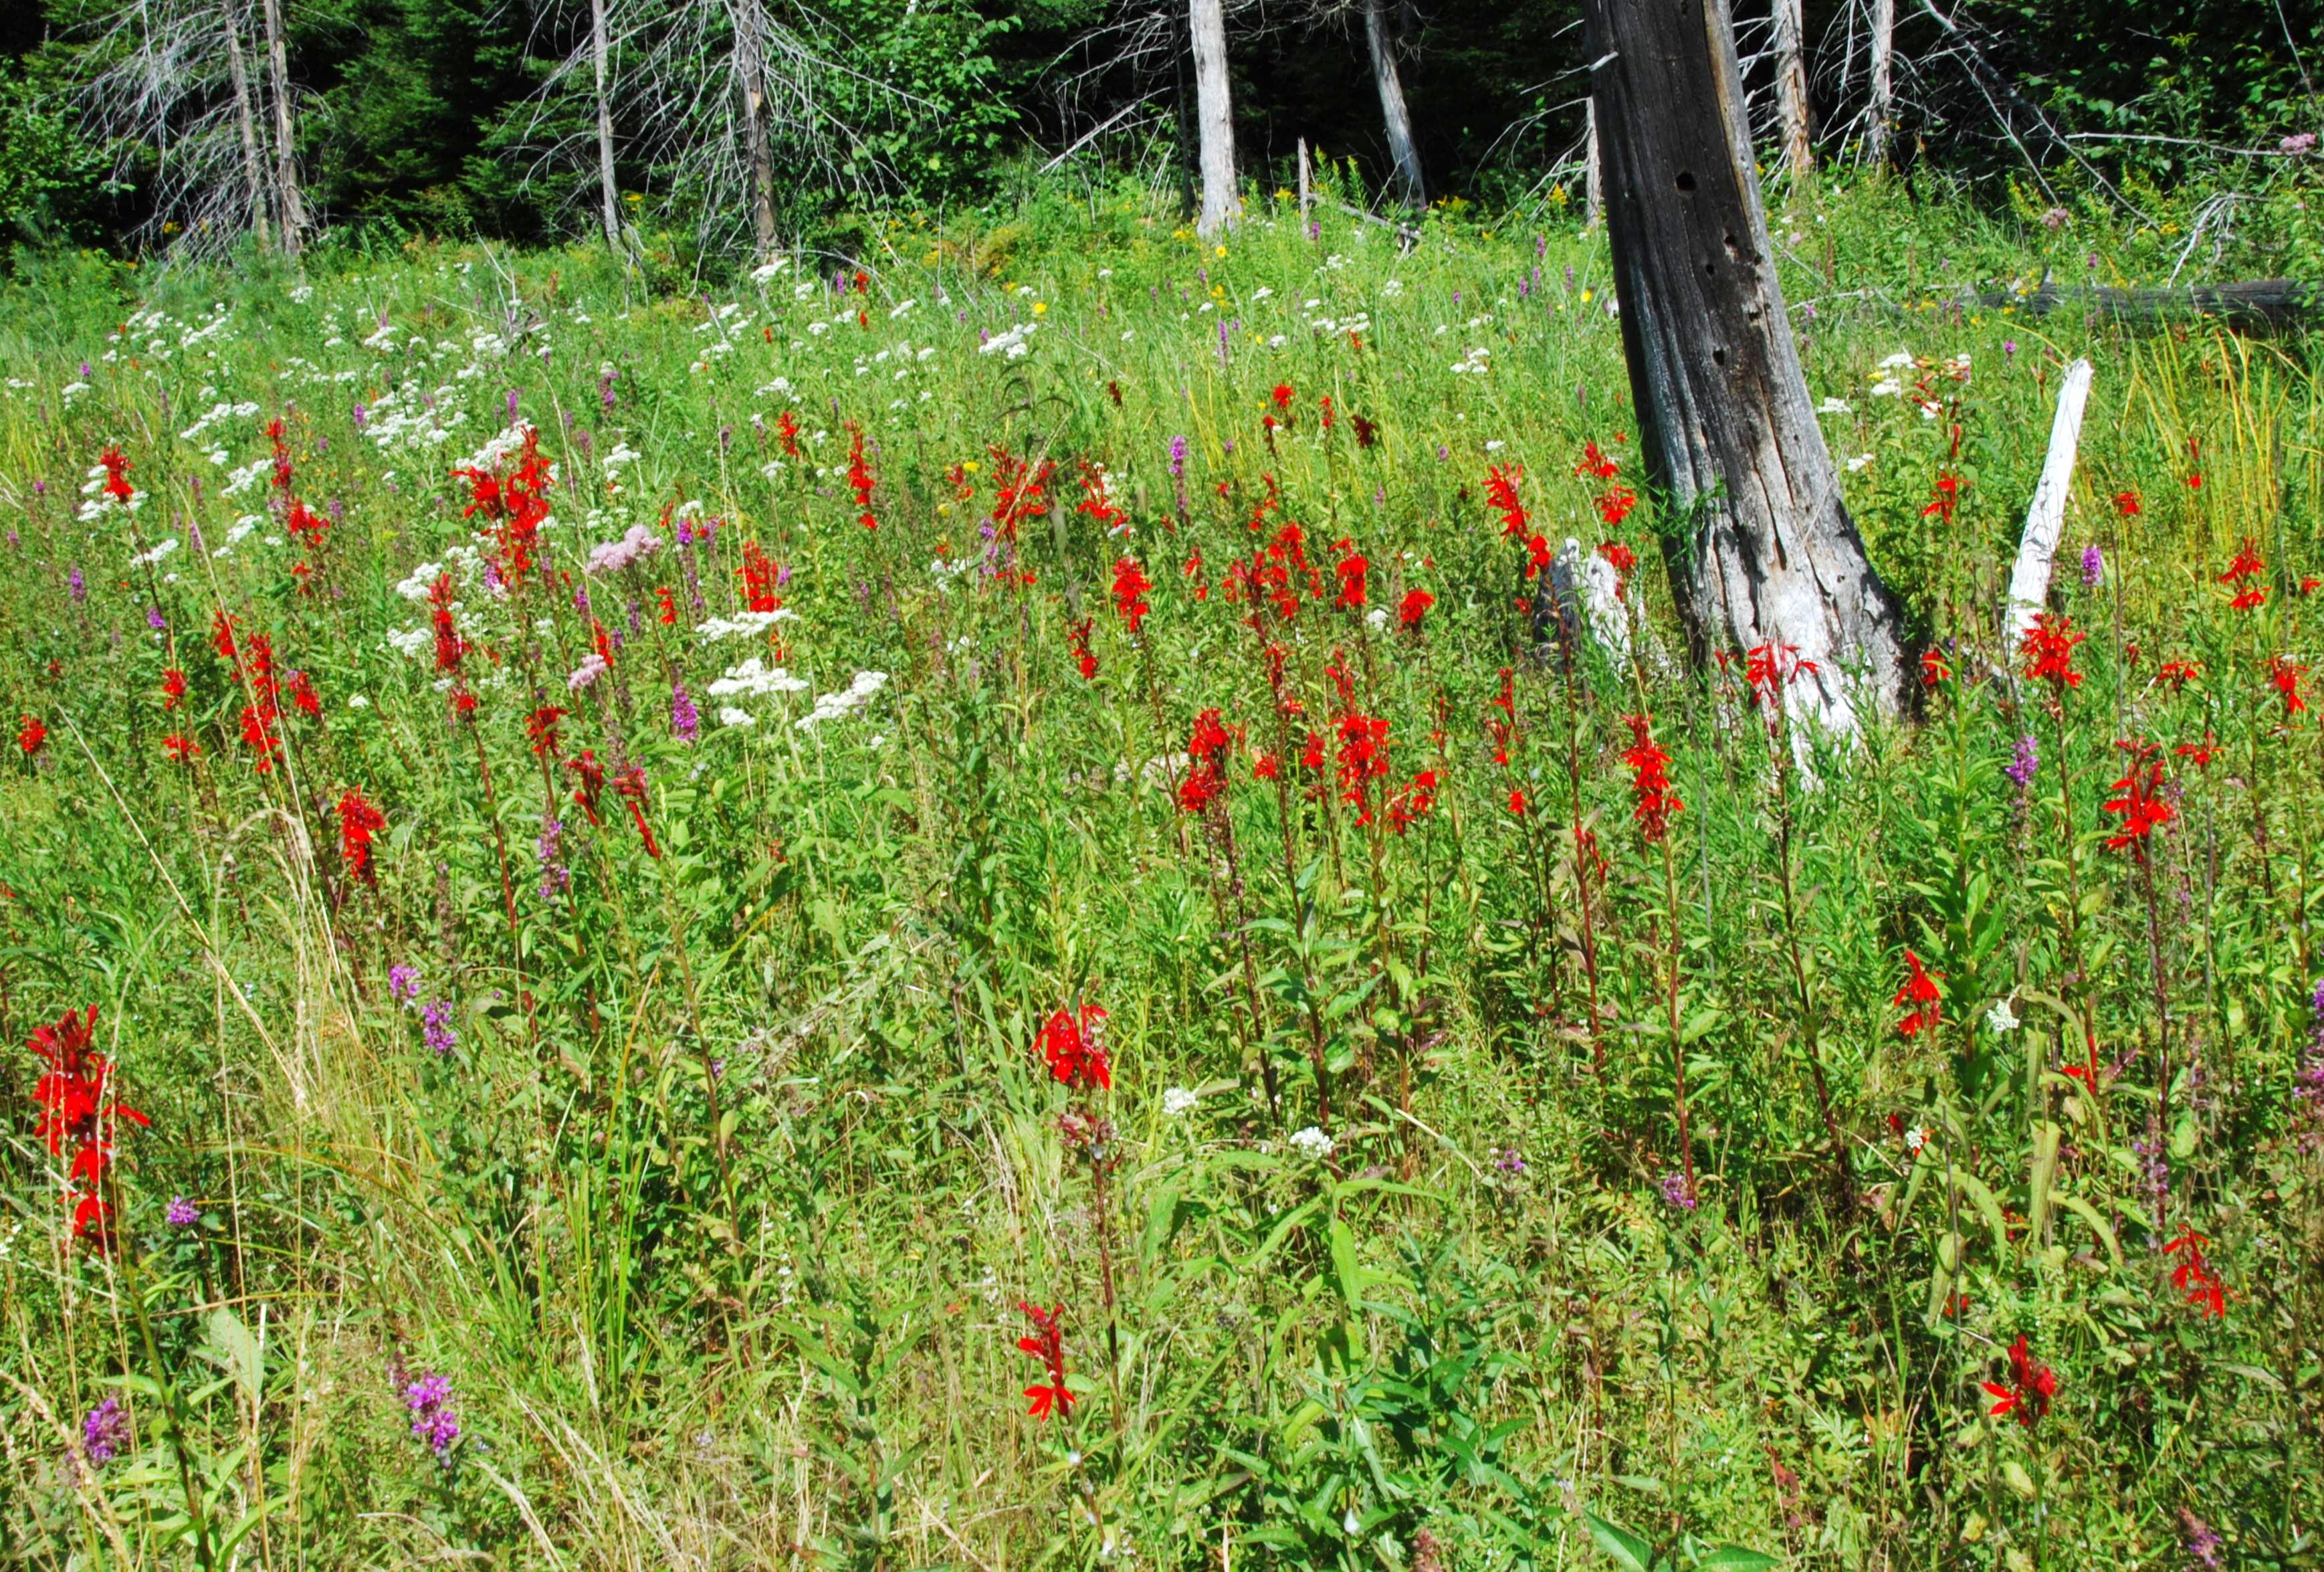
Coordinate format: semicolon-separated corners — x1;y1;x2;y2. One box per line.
223;3;272;253
1297;136;1311;225
1189;0;1237;236
258;0;303;256
1772;0;1812;180
733;0;777;258
2004;357;2096;646
1587;0;1911;733
1364;0;1425;207
1584;99;1603;227
592;0;622;251
1867;0;1895;167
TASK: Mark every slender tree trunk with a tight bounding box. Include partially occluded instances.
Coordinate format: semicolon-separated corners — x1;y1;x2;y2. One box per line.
592;0;622;251
1867;0;1895;168
1188;0;1237;235
1586;0;1909;732
733;0;777;258
258;0;303;256
1364;0;1424;207
1772;0;1813;180
1584;98;1604;227
223;3;272;253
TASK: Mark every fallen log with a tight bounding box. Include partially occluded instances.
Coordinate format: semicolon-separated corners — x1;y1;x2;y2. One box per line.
1978;278;2311;334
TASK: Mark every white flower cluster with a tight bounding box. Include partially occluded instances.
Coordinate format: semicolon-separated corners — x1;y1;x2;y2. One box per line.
980;321;1038;359
586;524;663;575
708;658;810;702
695;609;793;642
797;670;887;730
177;399;262;444
1288;1126;1335;1159
1449;346;1491;375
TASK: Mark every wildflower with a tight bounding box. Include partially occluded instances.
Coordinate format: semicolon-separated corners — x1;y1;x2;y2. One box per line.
614;765;661;857
567;750;606;825
1893;951;1941;1037
1288;1126;1336;1159
671;681;700;743
1386;769;1439;835
2270;656;2309;716
738;542;786;612
1485;464;1527;538
1620;714;1682;841
163;733;199;766
1744;643;1819;717
585;524;664;575
1017;1302;1074;1419
845;423;879;530
2113;490;2141;517
1575;441;1618;481
336;789;387;882
389;965;421;1002
1270;383;1295;415
1595;485;1638;528
526;706;566;758
2220;542;2266;610
167;1195;200;1227
1179;709;1235;814
2081;543;2105;587
1922;471;1962;528
404;1371;460;1462
1111;557;1152;633
1162;1086;1199;1116
1920;649;1952;686
161;669;187;710
1038;1004;1111;1090
2164;1226;2227;1319
536;815;570;897
1351;413;1379;449
1981;1335;2057;1424
2158;660;2201;691
567;654;610;692
1660;1173;1697;1211
2175;733;2219;770
1397;587;1434;629
2019;612;2085;690
98;445;134;505
2180;1510;2224;1571
1331;538;1368;611
29;1005;148;1242
17;714;46;757
1986;999;2020;1034
2103;743;2175;856
1335;711;1392;827
421;999;457;1056
1507;787;1529;817
1067;618;1097;680
82;1397;128;1465
1077;464;1126;534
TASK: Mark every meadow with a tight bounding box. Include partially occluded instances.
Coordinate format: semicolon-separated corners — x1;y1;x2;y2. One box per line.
1;173;2321;1571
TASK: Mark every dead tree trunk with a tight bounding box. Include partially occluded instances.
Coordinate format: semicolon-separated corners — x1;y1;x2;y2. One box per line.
1771;0;1812;180
1587;0;1911;732
1584;99;1604;226
1866;0;1895;167
1364;0;1425;207
1189;0;1237;235
592;0;623;251
733;0;777;258
258;0;303;256
223;2;272;252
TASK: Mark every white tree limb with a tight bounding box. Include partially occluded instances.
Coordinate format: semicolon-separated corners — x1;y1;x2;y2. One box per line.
2004;356;2095;645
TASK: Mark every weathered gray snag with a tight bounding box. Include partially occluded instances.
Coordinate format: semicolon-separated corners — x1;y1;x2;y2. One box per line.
1981;278;2312;334
259;0;304;254
1867;0;1895;166
1587;0;1911;732
223;3;273;253
1771;0;1812;180
1364;0;1424;207
1190;0;1238;235
592;0;621;251
734;0;778;258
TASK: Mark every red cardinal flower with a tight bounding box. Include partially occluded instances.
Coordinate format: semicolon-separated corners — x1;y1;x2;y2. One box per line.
566;749;606;826
336;789;387;883
163;733;199;766
1982;1335;2057;1425
613;764;661;858
1387;769;1439;834
161;668;187;710
30;1005;148;1244
1486;464;1528;538
1038;1004;1110;1091
1921;649;1953;686
1335;712;1392;827
1017;1301;1074;1419
526;705;567;759
1178;708;1235;813
1271;383;1295;415
2020;612;2085;691
1893;950;1942;1037
99;445;135;504
1620;714;1682;842
2220;541;2267;610
1397;587;1435;630
2157;660;2201;692
2113;489;2141;517
2103;743;2175;857
17;714;47;757
845;423;879;531
1331;539;1368;611
2270;656;2309;717
1507;787;1529;817
1112;557;1152;633
2165;1227;2227;1319
1067;617;1097;680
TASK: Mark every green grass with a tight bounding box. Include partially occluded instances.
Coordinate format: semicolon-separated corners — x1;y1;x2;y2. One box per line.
1;171;2321;1571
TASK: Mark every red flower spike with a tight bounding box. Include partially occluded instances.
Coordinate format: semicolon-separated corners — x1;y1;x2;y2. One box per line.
1017;1301;1074;1419
1620;714;1682;842
1398;587;1435;629
613;764;661;858
566;750;607;827
2103;742;2176;856
17;714;47;757
2164;1227;2228;1320
336;789;387;883
1893;950;1942;1038
1037;1005;1111;1091
2020;612;2086;691
1112;557;1152;633
2270;656;2309;717
2220;541;2267;610
1981;1336;2057;1426
29;1005;148;1245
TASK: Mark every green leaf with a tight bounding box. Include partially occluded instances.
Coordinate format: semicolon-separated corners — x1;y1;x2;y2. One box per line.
1693;1547;1780;1571
1584;1511;1657;1572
